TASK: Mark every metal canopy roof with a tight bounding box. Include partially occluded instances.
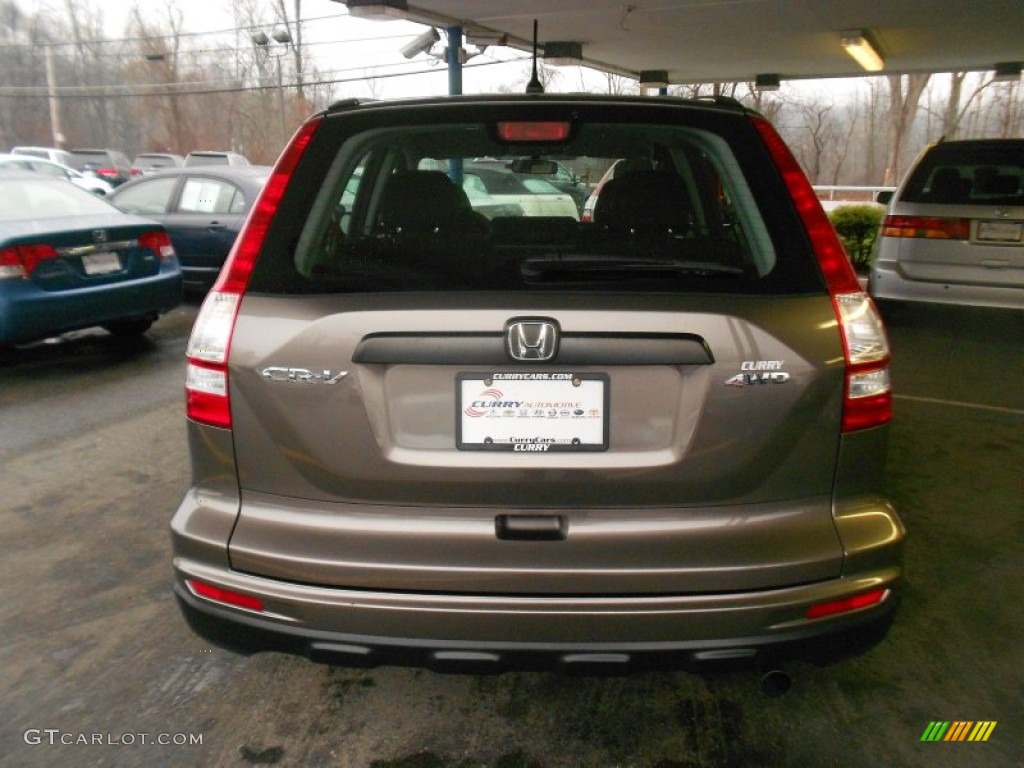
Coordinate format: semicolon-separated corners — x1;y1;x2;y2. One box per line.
386;0;1024;84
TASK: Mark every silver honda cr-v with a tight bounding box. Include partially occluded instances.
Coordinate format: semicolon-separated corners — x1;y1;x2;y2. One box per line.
172;94;903;672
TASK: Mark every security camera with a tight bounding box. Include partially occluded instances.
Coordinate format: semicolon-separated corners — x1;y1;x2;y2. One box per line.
401;27;439;59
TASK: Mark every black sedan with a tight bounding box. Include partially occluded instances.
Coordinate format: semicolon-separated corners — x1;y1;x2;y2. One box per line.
0;172;182;345
109;165;270;292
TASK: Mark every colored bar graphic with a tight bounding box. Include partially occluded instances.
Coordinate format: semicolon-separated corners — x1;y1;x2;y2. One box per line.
945;721;972;741
921;720;997;742
968;722;998;742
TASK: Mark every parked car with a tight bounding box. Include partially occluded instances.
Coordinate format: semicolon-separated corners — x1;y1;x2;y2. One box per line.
110;165;270;292
173;94;901;675
10;146;74;166
131;152;186;176
471;156;589;214
0;153;114;196
67;148;133;187
463;164;580;220
0;171;181;345
184;150;250;167
870;138;1024;310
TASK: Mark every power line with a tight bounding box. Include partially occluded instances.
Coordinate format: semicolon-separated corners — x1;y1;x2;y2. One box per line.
0;12;355;50
0;56;530;99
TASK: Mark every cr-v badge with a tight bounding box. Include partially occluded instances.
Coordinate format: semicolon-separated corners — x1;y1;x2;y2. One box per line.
261;367;349;383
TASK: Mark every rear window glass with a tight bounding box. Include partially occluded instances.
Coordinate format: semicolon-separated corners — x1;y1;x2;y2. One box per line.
251;107;823;296
900;141;1024;205
0;179;116;221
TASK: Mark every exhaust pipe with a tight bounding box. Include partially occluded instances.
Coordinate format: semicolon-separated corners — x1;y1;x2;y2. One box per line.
760;668;792;697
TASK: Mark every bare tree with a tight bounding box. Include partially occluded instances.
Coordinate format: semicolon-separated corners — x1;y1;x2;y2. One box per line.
130;3;192;153
883;73;930;185
989;78;1024;138
602;72;634;95
795;100;837;184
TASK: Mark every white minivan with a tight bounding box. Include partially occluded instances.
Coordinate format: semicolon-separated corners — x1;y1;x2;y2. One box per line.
870;138;1023;310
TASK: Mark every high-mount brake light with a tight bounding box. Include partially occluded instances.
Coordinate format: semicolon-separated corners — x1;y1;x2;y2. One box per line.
881;215;970;240
753;117;892;432
184;116;321;429
497;121;572;143
0;244;58;278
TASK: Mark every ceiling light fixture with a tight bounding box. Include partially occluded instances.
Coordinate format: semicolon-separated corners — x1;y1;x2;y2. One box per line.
639;69;669;89
755;73;781;91
543;41;583;66
841;30;885;72
340;0;408;20
993;61;1023;82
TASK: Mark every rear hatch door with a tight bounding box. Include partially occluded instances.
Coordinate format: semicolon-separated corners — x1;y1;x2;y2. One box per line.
226;292;848;596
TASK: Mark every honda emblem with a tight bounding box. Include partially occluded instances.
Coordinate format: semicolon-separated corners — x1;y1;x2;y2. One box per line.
505;318;559;362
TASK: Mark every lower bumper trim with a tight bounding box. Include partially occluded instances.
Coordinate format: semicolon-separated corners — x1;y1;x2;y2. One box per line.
174;584;897;673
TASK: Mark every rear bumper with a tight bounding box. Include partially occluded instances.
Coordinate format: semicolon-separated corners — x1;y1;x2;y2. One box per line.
869;257;1024;310
171;558;900;671
0;265;182;344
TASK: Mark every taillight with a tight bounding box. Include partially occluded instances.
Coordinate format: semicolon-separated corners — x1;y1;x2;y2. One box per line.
881;215;970;240
138;230;176;261
0;244;59;278
753;117;892;432
833;292;893;431
806;588;888;620
184;116;321;428
186;292;240;429
95;167;119;179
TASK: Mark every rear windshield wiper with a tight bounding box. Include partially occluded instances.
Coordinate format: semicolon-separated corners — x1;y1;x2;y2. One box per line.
521;255;745;280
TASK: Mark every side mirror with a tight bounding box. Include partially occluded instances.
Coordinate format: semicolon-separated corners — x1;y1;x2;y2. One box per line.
875;190;894;205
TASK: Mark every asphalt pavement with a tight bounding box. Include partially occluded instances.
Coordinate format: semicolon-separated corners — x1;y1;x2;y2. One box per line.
0;301;1021;768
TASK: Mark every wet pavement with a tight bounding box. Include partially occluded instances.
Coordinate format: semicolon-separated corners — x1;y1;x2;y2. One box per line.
1;302;1021;768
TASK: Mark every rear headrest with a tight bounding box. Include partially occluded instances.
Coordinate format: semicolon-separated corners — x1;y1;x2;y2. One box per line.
976;173;1020;196
928;168;971;202
593;170;692;236
378;171;472;234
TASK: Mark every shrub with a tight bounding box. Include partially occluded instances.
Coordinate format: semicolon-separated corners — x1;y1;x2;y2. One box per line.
829;204;884;271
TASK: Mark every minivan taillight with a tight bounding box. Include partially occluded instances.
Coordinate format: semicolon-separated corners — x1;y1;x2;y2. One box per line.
184;117;321;428
753;117;892;432
881;215;970;240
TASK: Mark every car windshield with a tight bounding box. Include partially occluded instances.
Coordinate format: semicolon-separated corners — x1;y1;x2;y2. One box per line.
0;178;117;220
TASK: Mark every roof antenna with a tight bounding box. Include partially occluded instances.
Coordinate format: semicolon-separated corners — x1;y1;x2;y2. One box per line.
525;19;544;94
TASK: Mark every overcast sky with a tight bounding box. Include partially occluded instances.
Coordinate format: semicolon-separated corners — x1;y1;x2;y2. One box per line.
15;0;874;103
16;0;551;100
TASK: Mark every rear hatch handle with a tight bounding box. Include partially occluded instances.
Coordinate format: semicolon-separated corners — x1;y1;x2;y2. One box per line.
496;514;568;541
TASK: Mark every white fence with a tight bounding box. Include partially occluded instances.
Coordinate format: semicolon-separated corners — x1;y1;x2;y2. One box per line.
813;185;896;212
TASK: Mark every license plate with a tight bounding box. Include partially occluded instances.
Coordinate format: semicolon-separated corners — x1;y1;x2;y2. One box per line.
82;251;121;275
977;220;1022;243
457;372;608;451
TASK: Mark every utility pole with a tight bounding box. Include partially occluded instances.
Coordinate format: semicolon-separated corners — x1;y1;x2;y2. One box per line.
44;45;65;148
